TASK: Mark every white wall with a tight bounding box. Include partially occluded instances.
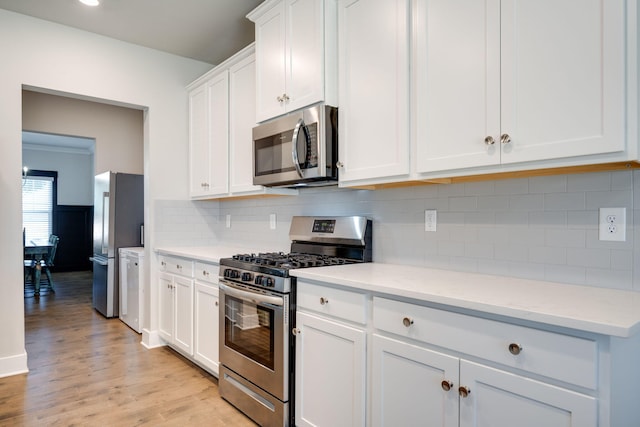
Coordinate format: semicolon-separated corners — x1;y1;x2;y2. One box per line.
0;9;212;377
22;90;144;177
22;147;94;206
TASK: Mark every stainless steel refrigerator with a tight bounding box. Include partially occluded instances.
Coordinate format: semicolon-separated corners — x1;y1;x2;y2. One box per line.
91;171;143;318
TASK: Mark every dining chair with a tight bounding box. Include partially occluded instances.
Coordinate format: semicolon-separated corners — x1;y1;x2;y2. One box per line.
25;235;59;294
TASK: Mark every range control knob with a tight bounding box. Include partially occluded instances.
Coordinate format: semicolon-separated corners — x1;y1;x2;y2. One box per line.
254;275;264;285
241;272;253;282
261;277;274;287
224;269;239;279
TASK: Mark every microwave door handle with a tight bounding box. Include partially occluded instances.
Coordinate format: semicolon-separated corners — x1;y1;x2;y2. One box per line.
292;118;305;178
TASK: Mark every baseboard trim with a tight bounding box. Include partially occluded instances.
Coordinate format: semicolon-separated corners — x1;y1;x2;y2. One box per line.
141;328;165;349
0;351;28;378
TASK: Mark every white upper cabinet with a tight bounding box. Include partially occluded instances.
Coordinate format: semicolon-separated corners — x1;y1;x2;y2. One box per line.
228;54;261;194
187;44;297;199
337;0;411;185
188;70;229;197
188;74;230;197
416;0;626;174
248;0;338;123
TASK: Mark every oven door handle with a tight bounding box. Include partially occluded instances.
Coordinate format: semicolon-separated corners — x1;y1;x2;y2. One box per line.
219;283;284;307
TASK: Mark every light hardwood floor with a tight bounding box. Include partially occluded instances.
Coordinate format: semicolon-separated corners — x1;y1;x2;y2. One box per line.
0;271;256;426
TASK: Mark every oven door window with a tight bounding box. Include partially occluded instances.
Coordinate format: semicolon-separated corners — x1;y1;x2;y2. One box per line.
224;295;275;370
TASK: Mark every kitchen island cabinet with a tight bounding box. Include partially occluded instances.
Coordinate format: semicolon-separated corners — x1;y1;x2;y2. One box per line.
292;263;640;426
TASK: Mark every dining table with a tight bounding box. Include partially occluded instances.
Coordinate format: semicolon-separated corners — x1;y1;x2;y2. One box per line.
24;239;53;294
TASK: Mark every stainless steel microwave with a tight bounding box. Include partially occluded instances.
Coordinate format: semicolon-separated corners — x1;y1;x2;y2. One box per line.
252;104;338;187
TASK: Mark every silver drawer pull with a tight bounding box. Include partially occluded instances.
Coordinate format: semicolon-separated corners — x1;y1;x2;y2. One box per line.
508;343;523;355
402;317;414;327
320;297;329;305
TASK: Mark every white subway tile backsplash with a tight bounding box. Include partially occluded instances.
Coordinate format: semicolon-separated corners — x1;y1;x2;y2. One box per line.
153;170;640;292
567;172;611;192
585;190;632;209
509;194;544;211
544;192;585;211
566;248;611;269
529;175;567;194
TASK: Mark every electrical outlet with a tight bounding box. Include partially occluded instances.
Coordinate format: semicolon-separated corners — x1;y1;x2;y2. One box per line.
599;207;625;241
226;214;231;228
425;210;437;232
270;213;277;230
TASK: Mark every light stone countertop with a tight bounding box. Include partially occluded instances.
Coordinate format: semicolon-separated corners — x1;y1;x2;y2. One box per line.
155;246;252;264
291;263;640;338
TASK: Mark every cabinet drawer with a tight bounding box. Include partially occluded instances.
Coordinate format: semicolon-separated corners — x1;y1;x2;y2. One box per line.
195;261;219;284
373;297;597;390
297;281;367;325
159;255;194;277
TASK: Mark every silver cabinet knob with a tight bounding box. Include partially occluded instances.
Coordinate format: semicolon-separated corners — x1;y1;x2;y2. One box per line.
458;386;471;398
484;136;495;145
292;328;301;336
320;297;329;305
501;133;511;144
441;380;453;392
508;343;523;355
283;93;290;102
336;161;344;168
215;301;219;306
402;317;414;327
276;95;283;103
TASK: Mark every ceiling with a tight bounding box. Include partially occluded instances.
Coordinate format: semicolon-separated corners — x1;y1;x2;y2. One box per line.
0;0;262;65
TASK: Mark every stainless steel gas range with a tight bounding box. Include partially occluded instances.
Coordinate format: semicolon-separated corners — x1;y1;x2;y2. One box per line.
218;216;372;427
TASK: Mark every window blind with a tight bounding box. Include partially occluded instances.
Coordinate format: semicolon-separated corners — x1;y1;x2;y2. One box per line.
22;176;54;243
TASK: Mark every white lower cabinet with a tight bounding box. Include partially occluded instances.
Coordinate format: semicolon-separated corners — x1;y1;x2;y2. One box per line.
193;262;220;375
295;279;601;426
158;255;220;376
295;283;367;427
458;360;595;427
372;334;596;427
371;334;459;427
158;269;194;356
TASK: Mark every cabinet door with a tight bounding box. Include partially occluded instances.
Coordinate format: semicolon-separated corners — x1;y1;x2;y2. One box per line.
338;0;410;184
173;275;194;355
229;54;261;194
188;83;210;197
286;0;324;112
371;335;459;427
205;71;230;196
415;0;501;173
459;360;596;427
295;311;366;427
255;1;287;122
194;281;219;375
500;0;625;164
158;272;174;342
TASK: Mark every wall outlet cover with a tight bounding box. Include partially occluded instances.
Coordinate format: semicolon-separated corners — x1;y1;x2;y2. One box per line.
599;207;625;242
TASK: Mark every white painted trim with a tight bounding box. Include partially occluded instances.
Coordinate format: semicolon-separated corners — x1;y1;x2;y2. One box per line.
0;351;28;378
141;328;166;349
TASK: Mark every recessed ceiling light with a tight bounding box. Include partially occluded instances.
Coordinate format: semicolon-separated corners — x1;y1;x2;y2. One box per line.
79;0;100;6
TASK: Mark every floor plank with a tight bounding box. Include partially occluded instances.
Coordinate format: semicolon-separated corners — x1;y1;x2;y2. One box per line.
0;271;256;426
